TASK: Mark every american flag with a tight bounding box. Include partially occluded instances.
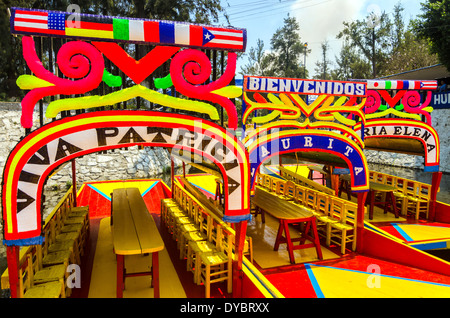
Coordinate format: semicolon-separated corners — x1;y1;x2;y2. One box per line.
13;9;66;35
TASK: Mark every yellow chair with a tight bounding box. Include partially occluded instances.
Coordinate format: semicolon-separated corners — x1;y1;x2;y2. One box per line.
166;204;188;238
275;181;286;197
46;219;81;265
392;177;408;215
293;185;307;206
198;226;234;298
256;173;264;187
278;180;295;200
263;174;272;189
179;207;211;260
406;182;431;220
41;219;78;267
161;198;179;226
187;217;223;284
30;247;71;297
304;188;318;210
19;253;65;298
68;205;89;218
327;199;356;254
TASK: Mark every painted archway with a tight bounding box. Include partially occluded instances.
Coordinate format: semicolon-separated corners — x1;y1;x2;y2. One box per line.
354;119;440;172
247;129;370;192
2;110;250;245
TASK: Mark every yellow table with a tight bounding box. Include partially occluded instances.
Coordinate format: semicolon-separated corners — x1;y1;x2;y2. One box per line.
252;186;323;264
112;188;164;298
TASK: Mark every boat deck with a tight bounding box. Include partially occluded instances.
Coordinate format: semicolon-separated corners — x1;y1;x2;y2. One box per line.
73;176;450;298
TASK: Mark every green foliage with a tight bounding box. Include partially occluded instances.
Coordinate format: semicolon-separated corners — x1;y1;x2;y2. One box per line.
239;39;273;77
415;0;450;71
334;2;440;79
337;9;393;78
269;14;309;78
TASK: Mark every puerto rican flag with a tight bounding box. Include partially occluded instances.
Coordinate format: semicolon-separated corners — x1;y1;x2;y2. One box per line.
202;26;244;50
13;9;66;35
419;80;438;90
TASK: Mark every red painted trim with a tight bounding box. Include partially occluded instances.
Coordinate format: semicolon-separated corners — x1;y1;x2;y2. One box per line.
6;246;20;298
435;201;450;224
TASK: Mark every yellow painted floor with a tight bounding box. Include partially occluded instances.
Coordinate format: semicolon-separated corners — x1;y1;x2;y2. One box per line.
88;217;186;298
306;263;450;298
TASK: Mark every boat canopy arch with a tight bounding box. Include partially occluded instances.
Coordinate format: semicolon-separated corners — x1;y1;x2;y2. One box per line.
242;75;370;191
247;129;370;192
354;119;440;172
360;80;441;172
2;111;250;245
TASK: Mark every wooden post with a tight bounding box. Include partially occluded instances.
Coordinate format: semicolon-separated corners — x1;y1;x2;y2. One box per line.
6;246;20;298
72;159;77;207
171;157;175;198
182;161;186;178
232;220;248;298
356;192;368;253
429;171;442;221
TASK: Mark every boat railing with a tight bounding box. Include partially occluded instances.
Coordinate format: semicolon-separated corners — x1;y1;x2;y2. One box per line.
172;179;253;261
278;166;335;195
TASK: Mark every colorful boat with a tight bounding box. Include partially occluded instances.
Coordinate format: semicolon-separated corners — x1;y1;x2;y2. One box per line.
2;7;450;300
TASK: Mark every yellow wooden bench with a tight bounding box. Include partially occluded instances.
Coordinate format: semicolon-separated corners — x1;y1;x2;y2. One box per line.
278;166;335;195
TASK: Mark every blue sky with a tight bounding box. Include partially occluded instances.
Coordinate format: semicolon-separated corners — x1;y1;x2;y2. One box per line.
218;0;424;77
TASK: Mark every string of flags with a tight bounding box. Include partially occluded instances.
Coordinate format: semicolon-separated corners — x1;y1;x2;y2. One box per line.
10;7;246;52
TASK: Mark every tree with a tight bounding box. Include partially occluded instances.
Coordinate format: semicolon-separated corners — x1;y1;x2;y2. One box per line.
414;0;450;71
337;9;393;78
331;41;371;80
382;28;439;76
313;41;333;80
239;39;274;76
269;14;309;78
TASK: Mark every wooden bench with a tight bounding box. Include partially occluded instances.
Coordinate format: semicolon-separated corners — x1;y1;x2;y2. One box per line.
252;186;323;264
112;188;164;298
